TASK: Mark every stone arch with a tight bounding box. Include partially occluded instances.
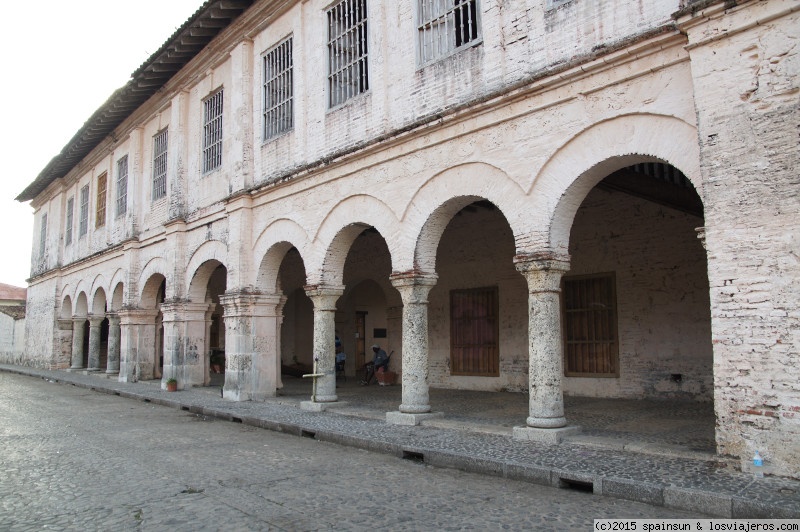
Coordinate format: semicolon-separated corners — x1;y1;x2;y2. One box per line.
108;269;126;307
404;162;526;273
141;274;166;309
74;292;89;318
60;295;73;320
89;275;107;304
528;114;702;254
187;259;227;303
91;287;107;315
311;194;400;286
110;283;124;312
253;218;310;291
139;257;168;304
185;240;228;298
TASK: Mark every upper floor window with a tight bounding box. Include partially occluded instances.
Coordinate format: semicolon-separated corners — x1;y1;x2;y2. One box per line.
263;37;294;140
39;214;47;258
79;185;89;237
116;155;128;217
327;0;368;108
95;173;107;228
562;273;619;377
152;128;168;201
65;197;74;246
202;89;224;173
418;0;481;65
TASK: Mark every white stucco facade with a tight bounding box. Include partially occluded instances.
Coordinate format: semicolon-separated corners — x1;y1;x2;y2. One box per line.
15;0;799;477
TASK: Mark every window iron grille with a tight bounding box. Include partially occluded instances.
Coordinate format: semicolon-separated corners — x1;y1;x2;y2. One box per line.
152;128;168;200
79;185;89;237
39;214;47;258
95;173;107;228
418;0;480;64
263;37;294;140
116;155;128;217
202;89;224;173
65;197;74;246
327;0;368;108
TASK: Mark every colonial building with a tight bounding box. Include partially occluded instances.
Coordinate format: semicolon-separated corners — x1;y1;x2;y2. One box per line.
13;0;799;477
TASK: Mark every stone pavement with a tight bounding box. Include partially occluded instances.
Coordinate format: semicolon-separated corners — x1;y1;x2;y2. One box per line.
2;364;798;519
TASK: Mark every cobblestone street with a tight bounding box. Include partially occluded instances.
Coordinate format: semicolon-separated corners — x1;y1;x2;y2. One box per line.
0;372;703;530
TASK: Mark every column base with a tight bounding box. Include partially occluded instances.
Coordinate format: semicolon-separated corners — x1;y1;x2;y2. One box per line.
386;411;444;426
105;369;120;375
300;400;349;412
512;425;580;444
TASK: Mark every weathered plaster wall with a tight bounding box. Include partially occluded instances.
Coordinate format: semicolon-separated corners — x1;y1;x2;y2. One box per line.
681;1;800;477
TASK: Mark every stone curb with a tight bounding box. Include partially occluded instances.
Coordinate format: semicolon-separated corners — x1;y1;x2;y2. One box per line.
3;365;798;519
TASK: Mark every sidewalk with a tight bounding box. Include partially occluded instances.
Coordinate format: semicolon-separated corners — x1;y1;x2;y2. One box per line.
2;364;798;518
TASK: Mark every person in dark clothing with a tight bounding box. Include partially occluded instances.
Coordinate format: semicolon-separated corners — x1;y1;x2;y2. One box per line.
361;344;389;385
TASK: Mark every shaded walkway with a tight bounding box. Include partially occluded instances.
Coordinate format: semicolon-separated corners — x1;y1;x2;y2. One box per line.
2;364;797;519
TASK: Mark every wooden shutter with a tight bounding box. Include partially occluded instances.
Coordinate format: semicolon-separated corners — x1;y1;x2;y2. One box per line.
563;273;618;377
450;286;499;376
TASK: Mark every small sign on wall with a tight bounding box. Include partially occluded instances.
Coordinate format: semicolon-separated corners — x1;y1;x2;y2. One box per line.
373;328;387;338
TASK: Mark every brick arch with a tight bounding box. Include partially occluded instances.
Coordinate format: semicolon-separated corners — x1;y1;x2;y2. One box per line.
310;194;399;286
140;274;166;309
139;257;168;305
253;218;310;292
401;162;526;274
60;295;73;320
185;240;228;300
110;283;124;312
74;291;89;318
89;274;107;308
91;287;107;315
527;113;701;254
108;269;126;310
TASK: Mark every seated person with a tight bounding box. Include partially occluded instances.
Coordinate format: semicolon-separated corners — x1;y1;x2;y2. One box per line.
361;344;389;385
335;345;346;373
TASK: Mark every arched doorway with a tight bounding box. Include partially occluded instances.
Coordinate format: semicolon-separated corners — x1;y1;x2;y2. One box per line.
559;160;713;451
429;199;525;391
140;274;166;380
186;261;227;386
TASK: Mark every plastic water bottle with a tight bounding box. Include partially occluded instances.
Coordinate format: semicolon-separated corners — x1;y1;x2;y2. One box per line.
752;450;764;478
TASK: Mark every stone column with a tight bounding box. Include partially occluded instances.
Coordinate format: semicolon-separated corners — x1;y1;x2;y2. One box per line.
86;316;104;371
119;309;154;382
275;296;287;390
70;318;85;370
302;286;344;408
387;273;442;425
106;314;121;374
222;293;285;401
513;255;579;443
56;318;74;369
161;302;210;390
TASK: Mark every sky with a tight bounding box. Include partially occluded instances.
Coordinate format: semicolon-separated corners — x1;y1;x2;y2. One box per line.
0;0;204;288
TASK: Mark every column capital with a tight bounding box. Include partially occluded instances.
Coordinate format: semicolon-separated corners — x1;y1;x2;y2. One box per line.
390;272;438;305
221;291;286;318
57;318;74;331
88;315;105;326
106;313;120;324
513;252;571;273
118;308;158;325
161;301;210;321
514;253;570;293
304;285;344;311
